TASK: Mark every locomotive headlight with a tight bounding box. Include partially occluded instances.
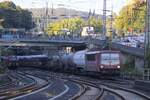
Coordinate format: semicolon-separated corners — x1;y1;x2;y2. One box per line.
100;66;104;68
117;66;120;69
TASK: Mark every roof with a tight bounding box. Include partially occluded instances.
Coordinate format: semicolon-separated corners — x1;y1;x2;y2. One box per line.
17;55;47;59
86;50;120;55
100;50;120;53
86;51;100;54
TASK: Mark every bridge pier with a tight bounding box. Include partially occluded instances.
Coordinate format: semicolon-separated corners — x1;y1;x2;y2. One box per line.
135;57;144;71
120;53;144;72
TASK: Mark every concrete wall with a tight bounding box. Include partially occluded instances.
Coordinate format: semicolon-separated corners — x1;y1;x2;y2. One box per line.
135;57;144;71
120;53;128;65
121;52;144;71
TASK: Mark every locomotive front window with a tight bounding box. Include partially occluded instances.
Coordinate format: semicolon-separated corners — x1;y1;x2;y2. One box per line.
101;53;120;65
86;54;95;61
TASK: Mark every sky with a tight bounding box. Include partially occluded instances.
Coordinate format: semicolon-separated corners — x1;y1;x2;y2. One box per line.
1;0;127;14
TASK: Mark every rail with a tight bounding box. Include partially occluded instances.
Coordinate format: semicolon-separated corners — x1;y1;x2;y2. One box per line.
0;72;49;100
100;81;150;100
69;82;86;100
68;78;125;100
69;79;102;100
18;69;150;100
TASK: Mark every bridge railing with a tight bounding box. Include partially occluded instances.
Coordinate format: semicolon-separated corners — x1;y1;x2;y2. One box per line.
111;42;144;57
0;35;89;42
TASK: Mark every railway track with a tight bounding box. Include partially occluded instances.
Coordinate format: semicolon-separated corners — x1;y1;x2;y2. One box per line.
68;78;124;100
14;68;150;100
69;79;101;100
0;75;17;90
99;82;150;100
25;69;125;100
0;71;49;100
69;76;150;100
37;70;150;100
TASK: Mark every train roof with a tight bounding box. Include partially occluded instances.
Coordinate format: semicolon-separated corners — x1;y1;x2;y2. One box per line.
75;50;87;54
16;55;48;59
86;51;100;54
100;50;120;53
86;50;120;55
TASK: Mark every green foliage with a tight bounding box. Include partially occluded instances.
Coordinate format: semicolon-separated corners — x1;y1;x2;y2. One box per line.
0;1;17;10
114;0;146;36
88;17;103;34
47;17;103;35
47;17;84;35
122;56;135;73
0;1;35;30
121;55;143;79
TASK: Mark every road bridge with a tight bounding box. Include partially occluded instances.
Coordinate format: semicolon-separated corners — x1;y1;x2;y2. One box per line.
0;39;87;47
0;38;145;70
0;38;144;57
111;42;144;57
88;39;144;57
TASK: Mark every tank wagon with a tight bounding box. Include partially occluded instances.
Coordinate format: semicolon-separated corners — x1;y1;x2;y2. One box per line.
3;50;121;76
2;55;49;70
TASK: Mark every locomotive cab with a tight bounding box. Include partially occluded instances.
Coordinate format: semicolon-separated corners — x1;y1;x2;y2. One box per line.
85;50;121;76
99;51;121;75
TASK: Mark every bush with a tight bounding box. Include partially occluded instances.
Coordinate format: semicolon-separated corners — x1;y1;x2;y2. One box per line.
121;56;141;79
122;55;135;73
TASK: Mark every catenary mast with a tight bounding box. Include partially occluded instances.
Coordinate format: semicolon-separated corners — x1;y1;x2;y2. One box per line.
103;0;107;37
145;0;150;68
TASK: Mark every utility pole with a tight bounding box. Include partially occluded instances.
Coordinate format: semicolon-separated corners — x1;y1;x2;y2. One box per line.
110;6;113;39
103;0;107;37
88;9;91;34
143;0;150;80
44;0;49;36
145;0;150;68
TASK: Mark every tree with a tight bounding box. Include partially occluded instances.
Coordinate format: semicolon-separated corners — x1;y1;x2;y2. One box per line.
88;17;103;34
47;16;103;36
0;1;35;30
114;0;146;36
47;17;84;35
21;10;35;30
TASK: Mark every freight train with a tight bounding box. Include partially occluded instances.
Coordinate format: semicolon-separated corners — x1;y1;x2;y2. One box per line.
1;55;49;70
2;50;121;76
